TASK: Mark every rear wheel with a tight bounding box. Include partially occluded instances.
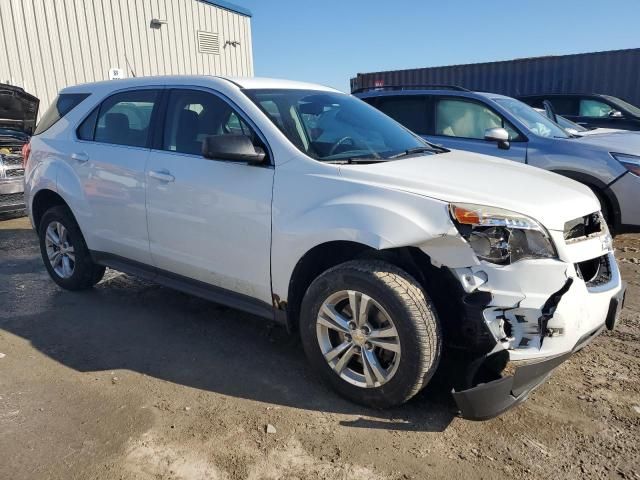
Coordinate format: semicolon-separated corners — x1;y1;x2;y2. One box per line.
38;205;105;290
300;260;441;408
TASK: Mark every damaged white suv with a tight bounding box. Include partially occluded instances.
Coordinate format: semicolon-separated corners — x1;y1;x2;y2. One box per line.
24;77;625;419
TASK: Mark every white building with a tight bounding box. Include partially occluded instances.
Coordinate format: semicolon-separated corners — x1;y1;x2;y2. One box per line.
0;0;254;115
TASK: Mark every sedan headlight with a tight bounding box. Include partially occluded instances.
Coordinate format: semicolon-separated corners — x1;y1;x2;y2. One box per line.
449;203;557;265
611;152;640;176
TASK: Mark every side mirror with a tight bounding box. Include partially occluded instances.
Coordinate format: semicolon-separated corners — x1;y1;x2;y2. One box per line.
565;127;581;136
608;110;623;118
202;134;266;165
484;127;510;150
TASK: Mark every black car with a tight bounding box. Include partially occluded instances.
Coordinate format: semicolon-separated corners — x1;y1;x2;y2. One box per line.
0;84;38;214
519;93;640;131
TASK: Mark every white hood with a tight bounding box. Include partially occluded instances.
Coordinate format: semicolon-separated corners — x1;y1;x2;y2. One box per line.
339;150;600;231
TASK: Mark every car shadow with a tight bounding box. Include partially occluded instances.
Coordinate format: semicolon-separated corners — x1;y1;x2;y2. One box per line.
0;230;457;433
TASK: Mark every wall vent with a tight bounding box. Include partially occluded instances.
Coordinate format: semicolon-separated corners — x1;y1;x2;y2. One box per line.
197;31;220;55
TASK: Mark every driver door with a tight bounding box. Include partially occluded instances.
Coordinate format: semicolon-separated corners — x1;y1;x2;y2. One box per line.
425;97;527;163
145;88;274;304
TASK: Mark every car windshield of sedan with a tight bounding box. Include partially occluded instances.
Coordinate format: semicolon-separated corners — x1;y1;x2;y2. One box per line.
243;89;434;162
605;96;640;117
495;98;569;139
556;115;588;132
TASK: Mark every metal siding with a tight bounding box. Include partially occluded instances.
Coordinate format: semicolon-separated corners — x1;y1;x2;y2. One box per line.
351;48;640;107
0;0;254;117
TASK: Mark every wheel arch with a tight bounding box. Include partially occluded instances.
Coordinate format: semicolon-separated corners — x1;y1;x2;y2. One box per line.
283;240;456;333
31;189;71;231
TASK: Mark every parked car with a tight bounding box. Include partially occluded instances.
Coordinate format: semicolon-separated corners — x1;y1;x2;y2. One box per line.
519;93;640;131
0;84;38;214
25;76;624;420
537;109;625;137
533;107;636;137
356;86;640;233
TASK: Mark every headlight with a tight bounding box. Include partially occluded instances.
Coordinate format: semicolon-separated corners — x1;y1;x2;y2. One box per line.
449;203;557;265
611;152;640;176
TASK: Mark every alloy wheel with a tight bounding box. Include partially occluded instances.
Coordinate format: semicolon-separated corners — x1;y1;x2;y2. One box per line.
44;221;76;279
316;290;401;388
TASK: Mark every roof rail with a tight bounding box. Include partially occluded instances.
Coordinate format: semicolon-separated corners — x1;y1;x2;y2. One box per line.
351;84;470;94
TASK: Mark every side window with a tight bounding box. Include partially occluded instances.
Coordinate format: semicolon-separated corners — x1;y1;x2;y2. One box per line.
77;107;99;140
376;96;428;134
162;89;255;156
35;93;90;135
435;98;521;141
93;90;158;147
579;99;614;117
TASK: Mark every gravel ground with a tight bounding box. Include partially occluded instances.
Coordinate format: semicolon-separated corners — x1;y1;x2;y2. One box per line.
1;215;639;480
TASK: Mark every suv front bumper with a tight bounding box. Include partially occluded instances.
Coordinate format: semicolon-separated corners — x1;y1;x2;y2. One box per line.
443;220;624;420
453;282;625;420
0;178;25;213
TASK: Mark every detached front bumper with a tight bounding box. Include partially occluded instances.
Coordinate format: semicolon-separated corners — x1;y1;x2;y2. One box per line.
446;225;624;420
453;282;625;421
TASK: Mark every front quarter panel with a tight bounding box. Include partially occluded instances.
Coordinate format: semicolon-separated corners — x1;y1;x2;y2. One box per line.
270;157;477;299
526;137;626;185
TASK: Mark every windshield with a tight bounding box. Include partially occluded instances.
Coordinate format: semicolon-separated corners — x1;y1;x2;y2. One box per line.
555;115;588;132
243;89;432;161
604;95;640;117
494;98;569;139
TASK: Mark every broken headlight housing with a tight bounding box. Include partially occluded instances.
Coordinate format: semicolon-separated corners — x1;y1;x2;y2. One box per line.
449;203;557;265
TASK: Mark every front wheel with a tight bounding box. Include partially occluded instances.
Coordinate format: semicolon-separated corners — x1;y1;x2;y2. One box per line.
38;205;105;290
300;260;442;408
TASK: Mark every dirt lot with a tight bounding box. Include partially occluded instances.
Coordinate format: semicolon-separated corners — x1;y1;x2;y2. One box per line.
0;214;639;480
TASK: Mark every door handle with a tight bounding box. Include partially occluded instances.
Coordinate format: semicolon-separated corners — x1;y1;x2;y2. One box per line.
71;152;89;163
148;169;175;183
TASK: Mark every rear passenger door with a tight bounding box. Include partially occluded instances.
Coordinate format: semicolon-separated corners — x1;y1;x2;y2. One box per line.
374;96;429;136
145;88;274;305
426;97;527;163
73;88;160;265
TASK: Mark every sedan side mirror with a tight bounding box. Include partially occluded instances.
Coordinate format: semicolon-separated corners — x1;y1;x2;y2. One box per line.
484;127;510;150
202;134;266;165
608;110;623;119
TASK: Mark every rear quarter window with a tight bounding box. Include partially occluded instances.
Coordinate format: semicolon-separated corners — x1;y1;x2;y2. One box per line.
34;93;90;135
77;90;159;148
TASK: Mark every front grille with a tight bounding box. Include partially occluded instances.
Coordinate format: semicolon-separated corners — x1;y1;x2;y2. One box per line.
0;192;25;206
564;212;605;241
5;168;24;178
575;254;611;287
1;154;23;167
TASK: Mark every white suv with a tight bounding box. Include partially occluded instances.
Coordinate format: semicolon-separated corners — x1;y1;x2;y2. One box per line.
24;76;625;420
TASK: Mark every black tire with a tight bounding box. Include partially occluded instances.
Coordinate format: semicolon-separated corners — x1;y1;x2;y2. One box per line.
38;205;105;290
300;260;441;408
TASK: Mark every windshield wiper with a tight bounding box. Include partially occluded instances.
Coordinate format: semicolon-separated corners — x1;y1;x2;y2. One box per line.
388;146;447;159
325;157;389;165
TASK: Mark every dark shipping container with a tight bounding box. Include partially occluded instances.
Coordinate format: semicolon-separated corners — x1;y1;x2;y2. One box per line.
350;48;640;107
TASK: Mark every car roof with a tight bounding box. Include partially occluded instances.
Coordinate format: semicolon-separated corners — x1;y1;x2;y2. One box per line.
355;88;514;102
518;93;604;98
60;75;341;94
